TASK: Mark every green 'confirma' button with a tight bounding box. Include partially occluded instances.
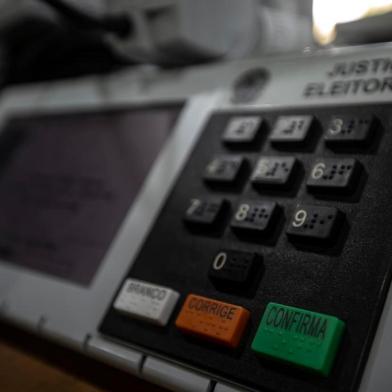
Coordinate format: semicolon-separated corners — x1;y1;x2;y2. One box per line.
251;303;345;376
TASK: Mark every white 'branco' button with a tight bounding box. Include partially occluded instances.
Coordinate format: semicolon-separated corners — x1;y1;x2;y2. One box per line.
114;278;180;326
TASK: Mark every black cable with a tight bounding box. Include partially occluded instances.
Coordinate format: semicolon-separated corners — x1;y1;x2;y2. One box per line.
36;0;133;37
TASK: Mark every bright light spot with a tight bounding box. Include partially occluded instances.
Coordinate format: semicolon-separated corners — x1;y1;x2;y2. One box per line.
313;0;392;44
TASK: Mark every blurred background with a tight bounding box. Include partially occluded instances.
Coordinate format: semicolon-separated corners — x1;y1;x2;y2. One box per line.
1;0;392;89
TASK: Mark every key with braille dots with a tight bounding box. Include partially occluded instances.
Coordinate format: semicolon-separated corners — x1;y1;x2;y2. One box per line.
286;205;343;244
251;156;298;190
231;200;278;235
270;115;314;146
175;294;250;348
251;302;345;376
183;197;228;228
222;116;263;146
203;155;247;185
325;115;376;148
209;249;262;290
307;158;362;194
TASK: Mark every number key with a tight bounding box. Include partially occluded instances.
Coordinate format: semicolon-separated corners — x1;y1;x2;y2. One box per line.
270;115;314;146
231;201;278;235
307;158;362;194
222;116;263;145
325;116;376;148
183;198;228;228
209;249;261;290
203;155;247;185
251;156;298;190
286;205;343;244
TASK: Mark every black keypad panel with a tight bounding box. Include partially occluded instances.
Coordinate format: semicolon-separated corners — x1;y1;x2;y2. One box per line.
203;155;246;185
222;116;263;145
208;249;261;290
307;158;361;194
102;107;392;392
325;116;375;147
231;200;278;235
270;115;314;145
183;197;228;227
286;205;342;244
251;156;297;189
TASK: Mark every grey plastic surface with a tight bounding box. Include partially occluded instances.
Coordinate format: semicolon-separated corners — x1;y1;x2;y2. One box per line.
358;277;392;392
87;336;143;375
142;357;211;392
214;383;249;392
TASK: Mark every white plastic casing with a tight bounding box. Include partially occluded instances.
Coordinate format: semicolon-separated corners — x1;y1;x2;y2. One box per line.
1;43;392;392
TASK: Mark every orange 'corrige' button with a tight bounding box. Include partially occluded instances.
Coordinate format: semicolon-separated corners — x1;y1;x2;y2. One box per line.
175;294;250;348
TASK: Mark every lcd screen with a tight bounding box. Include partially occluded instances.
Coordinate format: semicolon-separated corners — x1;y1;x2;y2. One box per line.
0;105;182;285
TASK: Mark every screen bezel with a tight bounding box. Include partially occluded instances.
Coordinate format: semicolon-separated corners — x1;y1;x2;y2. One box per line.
0;77;218;347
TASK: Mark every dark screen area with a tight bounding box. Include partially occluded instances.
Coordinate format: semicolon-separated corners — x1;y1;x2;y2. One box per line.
0;105;182;285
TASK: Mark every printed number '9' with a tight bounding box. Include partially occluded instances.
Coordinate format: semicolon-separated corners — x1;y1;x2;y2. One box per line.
293;209;307;227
